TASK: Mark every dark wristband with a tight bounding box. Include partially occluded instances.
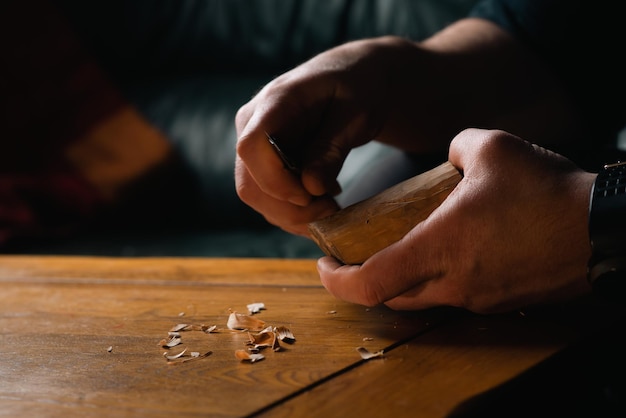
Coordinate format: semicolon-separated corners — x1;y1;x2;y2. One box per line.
588;161;626;302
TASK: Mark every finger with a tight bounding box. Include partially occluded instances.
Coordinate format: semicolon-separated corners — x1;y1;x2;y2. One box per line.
448;127;487;173
317;245;434;308
301;147;344;198
318;175;471;308
303;102;381;197
237;128;312;207
317;257;372;303
449;128;534;176
382;281;443;311
235;75;336;206
235;158;339;235
317;219;446;307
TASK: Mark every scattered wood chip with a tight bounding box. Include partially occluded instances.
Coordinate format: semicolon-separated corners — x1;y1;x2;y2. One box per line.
227;311;266;331
356;346;384;360
235;349;265;363
107;346;113;353
362;337;373;342
327;310;337;314
180;351;211;363
274;326;296;344
170;323;212;332
158;304;294;366
181;351;213;363
190;324;208;331
163;348;188;360
247;329;280;351
247;302;266;314
159;336;182;348
202;325;218;333
166;351;212;365
170;324;193;332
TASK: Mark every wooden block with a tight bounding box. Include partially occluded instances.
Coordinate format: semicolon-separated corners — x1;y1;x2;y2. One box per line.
308;161;462;264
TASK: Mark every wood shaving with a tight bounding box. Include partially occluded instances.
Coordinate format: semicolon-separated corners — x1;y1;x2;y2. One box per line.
169;323;213;332
235;349;265;363
179;352;211;363
107;346;113;353
202;325;218;333
274;326;295;344
247;329;280;351
159;336;182;348
166;350;212;365
247;302;266;314
163;348;188;360
158;303;295;366
356;346;384;360
170;324;193;332
227;311;266;331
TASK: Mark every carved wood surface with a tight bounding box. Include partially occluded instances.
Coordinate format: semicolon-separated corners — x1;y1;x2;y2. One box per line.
309;162;462;264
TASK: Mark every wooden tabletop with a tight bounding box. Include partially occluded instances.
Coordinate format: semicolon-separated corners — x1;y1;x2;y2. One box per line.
0;255;623;417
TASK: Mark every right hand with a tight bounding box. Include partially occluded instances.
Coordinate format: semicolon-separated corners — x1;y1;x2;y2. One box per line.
235;36;427;236
318;128;596;313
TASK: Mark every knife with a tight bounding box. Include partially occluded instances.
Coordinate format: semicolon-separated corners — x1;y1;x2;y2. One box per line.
266;133;300;174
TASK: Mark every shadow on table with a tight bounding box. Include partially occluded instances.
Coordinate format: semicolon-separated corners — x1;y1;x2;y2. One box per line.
448;315;626;418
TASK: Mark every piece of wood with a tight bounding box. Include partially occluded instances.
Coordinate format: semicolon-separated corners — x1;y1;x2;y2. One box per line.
308;161;462;264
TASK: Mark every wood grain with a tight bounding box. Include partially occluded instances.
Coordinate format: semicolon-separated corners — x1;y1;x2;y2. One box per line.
256;309;590;418
0;256;618;417
308;162;462;264
0;256;446;417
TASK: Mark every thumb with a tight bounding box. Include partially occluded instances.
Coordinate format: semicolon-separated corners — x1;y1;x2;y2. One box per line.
301;140;347;197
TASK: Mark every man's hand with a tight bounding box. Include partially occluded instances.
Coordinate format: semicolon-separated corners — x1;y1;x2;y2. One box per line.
318;128;596;314
234;18;573;239
234;36;435;236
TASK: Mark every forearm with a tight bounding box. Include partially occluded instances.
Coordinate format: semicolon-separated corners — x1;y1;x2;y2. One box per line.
379;18;582;153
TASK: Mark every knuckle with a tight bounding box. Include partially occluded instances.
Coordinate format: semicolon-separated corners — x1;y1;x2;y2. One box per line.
234;176;256;204
359;281;387;307
235;133;253;158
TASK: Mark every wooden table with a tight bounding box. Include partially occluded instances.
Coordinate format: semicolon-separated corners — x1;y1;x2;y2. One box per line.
1;256;624;417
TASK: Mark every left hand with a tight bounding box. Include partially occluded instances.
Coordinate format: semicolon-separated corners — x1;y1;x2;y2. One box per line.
317;128;597;314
